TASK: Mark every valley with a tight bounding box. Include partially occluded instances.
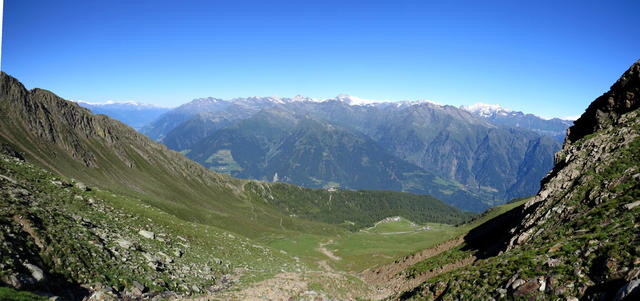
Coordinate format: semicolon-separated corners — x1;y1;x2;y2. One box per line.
1;0;638;299
0;144;517;300
0;58;639;300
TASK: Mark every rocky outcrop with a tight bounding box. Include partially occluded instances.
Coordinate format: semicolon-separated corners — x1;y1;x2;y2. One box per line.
567;60;640;143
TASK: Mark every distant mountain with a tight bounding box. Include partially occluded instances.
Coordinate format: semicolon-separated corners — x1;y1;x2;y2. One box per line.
140;94;562;209
187;107;488;211
461;103;573;142
140;96;298;141
282;100;562;204
75;100;171;130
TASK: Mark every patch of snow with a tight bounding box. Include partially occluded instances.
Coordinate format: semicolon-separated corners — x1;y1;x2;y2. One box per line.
460;102;511;117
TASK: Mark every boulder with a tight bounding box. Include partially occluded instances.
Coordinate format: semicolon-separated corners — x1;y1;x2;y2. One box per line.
511;279;524;290
23;263;45;282
615;279;640;301
139;230;155;239
74;181;88;191
513;279;539;298
116;238;133;249
131;280;147;295
624;201;640;210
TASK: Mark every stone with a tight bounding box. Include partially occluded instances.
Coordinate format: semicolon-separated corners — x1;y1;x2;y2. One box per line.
131;280;147;295
88;288;118;301
139;230;155;239
23;263;45;282
566;297;578;301
74;181;88;191
538;277;546;292
157;251;173;263
548;243;563;253
142;252;158;263
3;273;36;289
615;279;640;301
513;280;540;298
0;174;17;184
624;201;640;210
511;278;524;290
116;238;133;249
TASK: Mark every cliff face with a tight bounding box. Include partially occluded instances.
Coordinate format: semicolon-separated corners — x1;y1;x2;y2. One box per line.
401;60;640;300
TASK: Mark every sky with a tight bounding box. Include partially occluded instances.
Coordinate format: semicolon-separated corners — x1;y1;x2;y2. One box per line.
3;0;640;119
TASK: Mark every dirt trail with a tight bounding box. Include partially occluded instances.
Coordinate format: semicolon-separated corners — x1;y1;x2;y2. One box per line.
201;270;369;301
195;237;473;300
317;239;341;261
199;272;308;301
360;237;473;299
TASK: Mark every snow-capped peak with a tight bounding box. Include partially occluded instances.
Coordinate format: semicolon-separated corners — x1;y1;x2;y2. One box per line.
394;99;442;108
460;103;512;117
289;95;321;103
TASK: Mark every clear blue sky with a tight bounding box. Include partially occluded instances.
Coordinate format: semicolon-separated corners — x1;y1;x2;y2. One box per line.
3;1;639;118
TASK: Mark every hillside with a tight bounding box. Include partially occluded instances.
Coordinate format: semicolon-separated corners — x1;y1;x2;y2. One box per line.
0;147;292;299
394;60;640;300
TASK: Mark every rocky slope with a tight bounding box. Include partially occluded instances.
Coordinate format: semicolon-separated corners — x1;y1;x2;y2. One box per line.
0;146;291;300
396;60;640;300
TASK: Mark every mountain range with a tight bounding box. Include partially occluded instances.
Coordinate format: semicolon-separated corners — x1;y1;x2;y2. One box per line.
139;94;565;211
